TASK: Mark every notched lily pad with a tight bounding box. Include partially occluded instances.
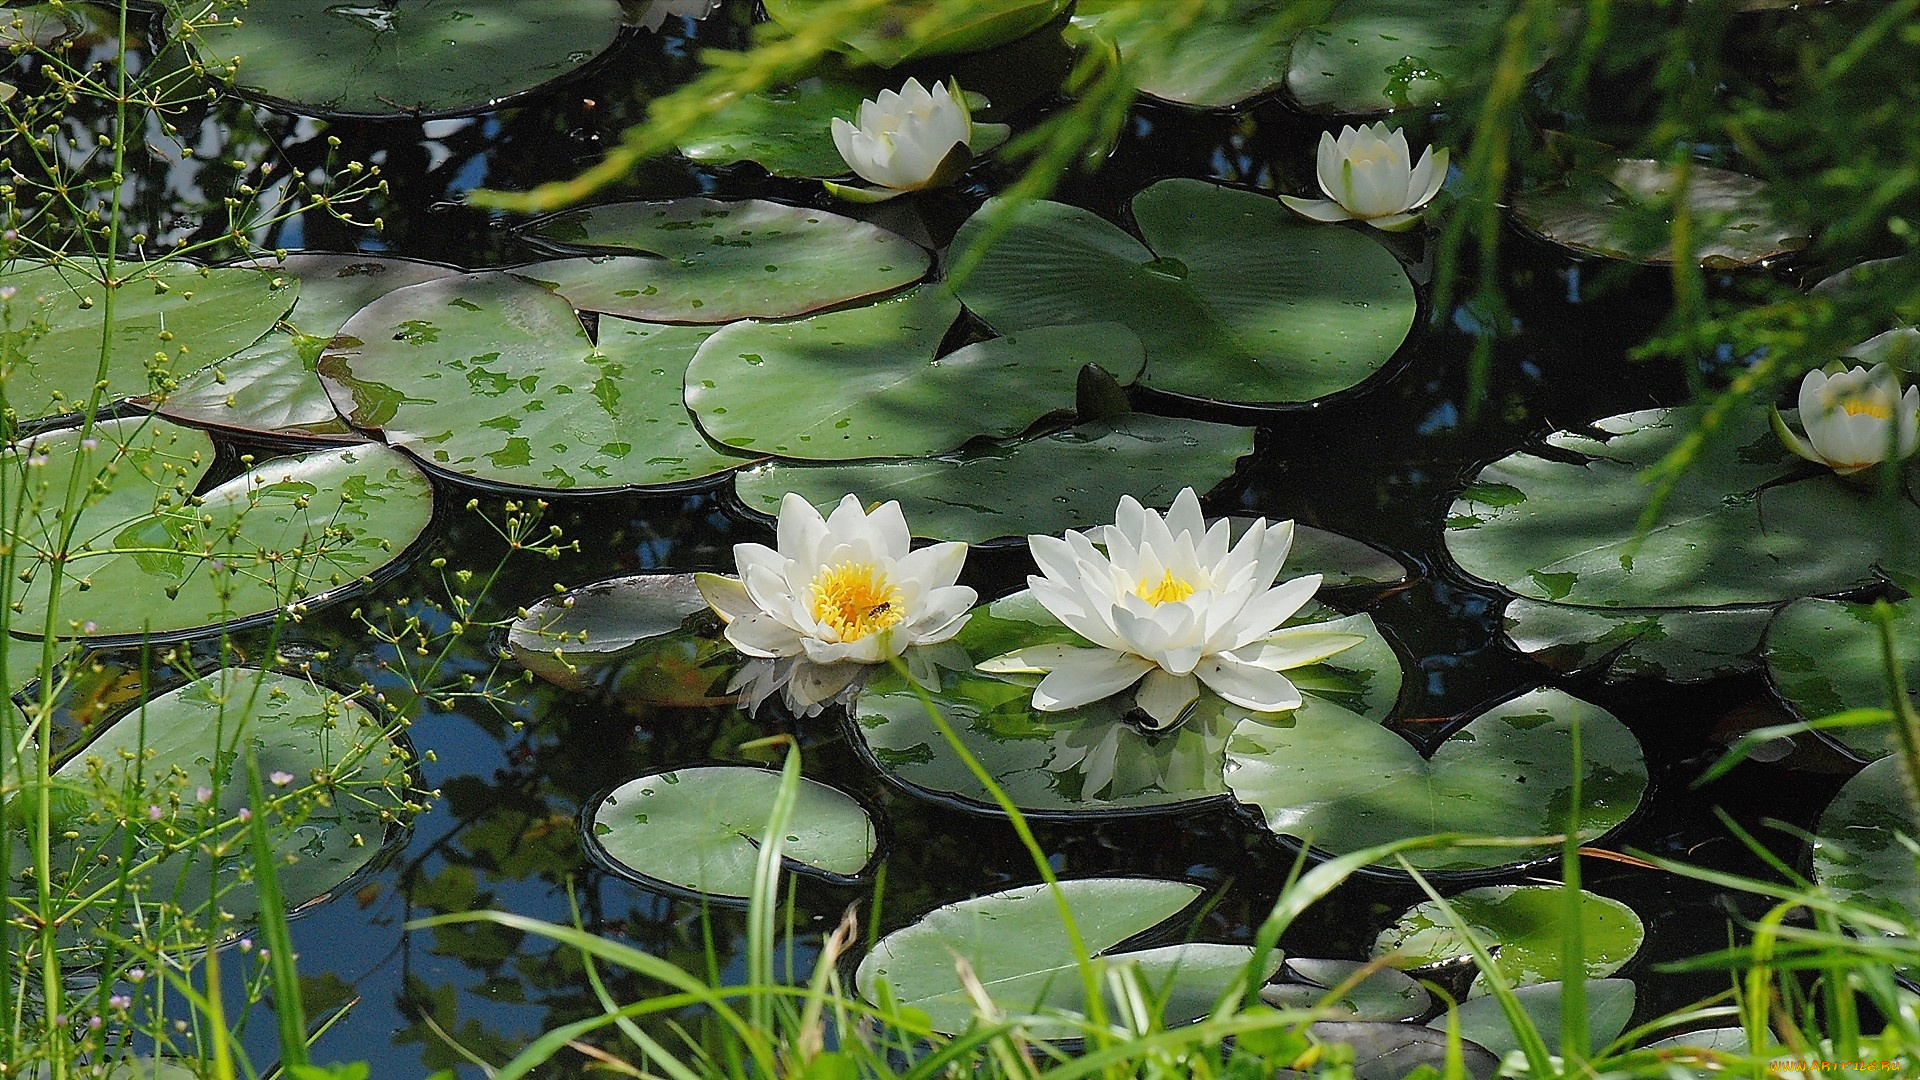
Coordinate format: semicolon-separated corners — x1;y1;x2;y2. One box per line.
517;198;931;323
320;272;755;493
855;877;1273;1038
159;254;461;441
1812;756;1920;926
1225;688;1647;872
192;0;626;118
508;573;742;706
1764;597;1919;760
1374;885;1645;997
1502;599;1773;683
950;179;1416;406
587;766;876;900
1445;407;1920;609
1513;157;1807;268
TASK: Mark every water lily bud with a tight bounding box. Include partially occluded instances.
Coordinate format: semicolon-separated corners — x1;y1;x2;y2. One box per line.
830;78;975;200
1281;122;1448;231
1774;362;1920;475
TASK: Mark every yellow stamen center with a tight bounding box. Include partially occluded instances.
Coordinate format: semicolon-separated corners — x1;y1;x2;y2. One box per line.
1137;570;1196;606
1841;397;1892;419
810;561;904;641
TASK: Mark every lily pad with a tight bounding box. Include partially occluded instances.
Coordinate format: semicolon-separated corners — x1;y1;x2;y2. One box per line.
1512;158;1807;268
1812;257;1920;326
1308;1022;1500;1080
1257;522;1409;588
851;591;1401;815
690;296;1146;459
320;272;755;492
508;573;742;706
517;199;931;322
1502;599;1773;683
0;260;296;421
1286;0;1544;115
734;412;1256;545
192;0;625;118
1071;0;1299;109
38;668;411;940
1431;979;1637;1060
158;254;461;441
950;180;1415;406
5;417;432;640
1225;688;1647;872
1765;598;1919;760
1261;959;1432;1022
1444;407;1920;608
1373;886;1645;997
762;0;1070;67
1812;756;1920;924
855;877;1273;1037
586;766;876;900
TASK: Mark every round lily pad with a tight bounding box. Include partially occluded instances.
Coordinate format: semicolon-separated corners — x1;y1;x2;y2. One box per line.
1812;757;1920;925
689;293;1145;459
586;766;876;900
762;0;1069;67
516;198;931;323
1261;958;1432;1022
192;0;625;118
1269;523;1409;589
1373;885;1645;996
1512;158;1807;268
1765;597;1918;760
5;417;433;640
733;412;1256;545
1072;0;1298;109
1433;980;1637;1060
0;260;296;422
1286;0;1548;114
508;573;743;706
1502;599;1773;683
37;668;412;941
1225;688;1647;872
320;272;755;492
159;254;461;441
852;591;1400;815
1445;407;1920;609
950;180;1415;406
855;877;1273;1038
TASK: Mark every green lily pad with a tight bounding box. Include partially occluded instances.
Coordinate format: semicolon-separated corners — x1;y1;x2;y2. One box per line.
950;180;1415;405
1225;688;1647;872
689;294;1146;459
856;877;1274;1038
1307;1022;1501;1080
516;199;931;322
851;591;1400;814
1286;0;1547;115
1813;257;1920;327
1445;407;1920;608
1373;886;1645;997
1261;958;1432;1022
763;0;1069;67
1512;158;1807;268
158;254;460;441
5;417;432;640
1072;0;1300;108
1255;521;1409;588
1502;599;1773;683
508;573;743;706
587;766;875;900
1813;756;1920;925
1433;979;1637;1060
0;260;296;421
734;412;1256;545
1765;598;1919;760
319;272;755;492
192;0;625;118
37;668;412;941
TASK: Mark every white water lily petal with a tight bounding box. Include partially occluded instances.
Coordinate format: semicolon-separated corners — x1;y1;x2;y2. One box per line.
1231;628;1366;672
1195;654;1303;714
1135;669;1200;730
727;613;805;658
831;77;975;193
1032;647;1157;712
631;0;719;33
695;572;757;623
1227;574;1323;650
1780;362;1920;475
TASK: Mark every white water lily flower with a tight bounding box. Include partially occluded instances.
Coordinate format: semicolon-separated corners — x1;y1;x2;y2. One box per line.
830;77;974;196
696;493;976;667
978;489;1364;731
1773;362;1920;475
1280;122;1448;231
630;0;719;33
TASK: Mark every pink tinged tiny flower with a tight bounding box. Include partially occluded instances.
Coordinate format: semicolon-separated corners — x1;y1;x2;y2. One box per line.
236;807;251;822
127;968;145;982
108;995;132;1010
146;805;163;821
238;938;252;952
195;787;213;804
269;770;294;786
80;438;98;451
81;621;97;634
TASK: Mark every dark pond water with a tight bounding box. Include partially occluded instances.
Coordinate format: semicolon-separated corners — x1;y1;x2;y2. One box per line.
34;5;1877;1076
